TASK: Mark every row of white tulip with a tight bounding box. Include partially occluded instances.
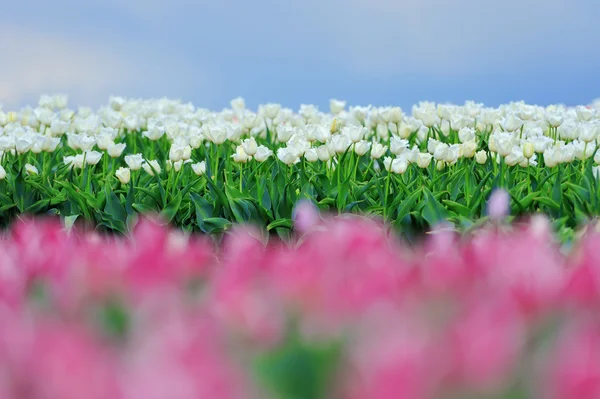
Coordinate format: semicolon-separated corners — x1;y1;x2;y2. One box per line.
1;96;600;183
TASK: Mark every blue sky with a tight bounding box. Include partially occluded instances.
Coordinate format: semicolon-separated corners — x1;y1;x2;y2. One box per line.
2;0;599;111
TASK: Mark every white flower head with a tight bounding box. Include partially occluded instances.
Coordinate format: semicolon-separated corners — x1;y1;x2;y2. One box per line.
115;167;131;184
25;163;38;176
191;161;206;176
142;159;162;176
254;145;273;163
107;142;126;158
85;150;103;166
125;153;144;171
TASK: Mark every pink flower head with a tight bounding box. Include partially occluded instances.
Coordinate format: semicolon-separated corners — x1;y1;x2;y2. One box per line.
293;199;321;233
542;321;600;399
488;189;510;221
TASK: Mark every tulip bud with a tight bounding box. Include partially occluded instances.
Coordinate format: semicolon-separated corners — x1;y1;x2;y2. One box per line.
25;163;38;176
0;165;6;180
475;150;488;164
115;167;131;184
523;142;534;159
436;160;445;171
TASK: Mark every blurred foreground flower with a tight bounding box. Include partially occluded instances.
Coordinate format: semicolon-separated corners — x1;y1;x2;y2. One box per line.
0;215;599;398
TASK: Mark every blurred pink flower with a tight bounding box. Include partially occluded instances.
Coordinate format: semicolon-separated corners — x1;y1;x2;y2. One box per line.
293;199;321;233
488;189;510;220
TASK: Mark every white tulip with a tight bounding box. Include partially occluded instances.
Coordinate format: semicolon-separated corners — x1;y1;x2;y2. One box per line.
502;114;523;132
204;125;228;144
0;165;6;180
475;150;488;164
376;123;389;140
115;167;131;184
458;127;475;143
579;123;599;143
25;163;38;175
343;126;366;143
276;125;295;143
231;97;245;114
96;132;114;150
144;121;165;141
576;105;595;122
42;136;60;152
354;140;371;156
191;161;206;176
390;136;409;155
329;99;346;114
461;141;478;158
241;137;258;156
85;151;103;166
523;142;535;159
316;145;331;162
416;152;433;168
433;143;449;161
107;142;126;158
254;145;273;162
142;160;162;176
330;134;351;154
232;146;251;163
505;146;524;166
15;138;33;154
391;158;408;174
277;147;299;165
383;156;392;172
545;110;563;128
371;142;387;159
304;148;318;162
125;154;144;171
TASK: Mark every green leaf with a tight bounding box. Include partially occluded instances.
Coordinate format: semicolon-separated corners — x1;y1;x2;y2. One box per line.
24;199;50;214
267;218;293;231
394;188;422;225
132;203;156;214
534;196;561;212
104;182;127;223
202;217;232;234
421;187;449;226
442;199;471;217
160;193;182;223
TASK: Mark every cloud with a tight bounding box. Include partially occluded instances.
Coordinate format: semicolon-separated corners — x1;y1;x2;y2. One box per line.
0;24;218;108
307;0;600;75
0;26;142;107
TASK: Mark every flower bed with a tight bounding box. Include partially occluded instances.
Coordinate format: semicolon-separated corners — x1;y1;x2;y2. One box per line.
1;213;600;398
0;96;598;233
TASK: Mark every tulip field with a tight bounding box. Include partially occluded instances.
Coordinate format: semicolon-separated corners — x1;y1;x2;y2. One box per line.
2;95;600;398
0;96;599;238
